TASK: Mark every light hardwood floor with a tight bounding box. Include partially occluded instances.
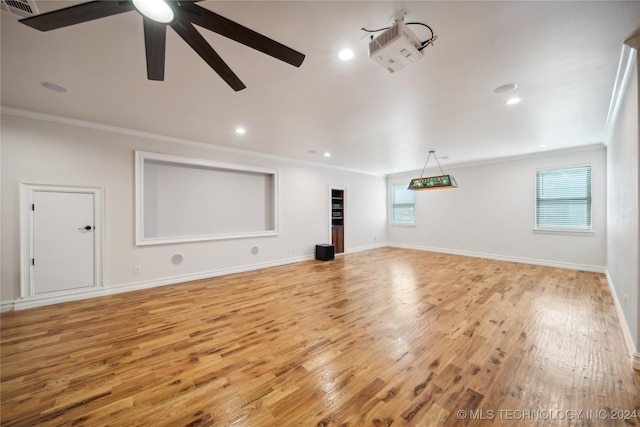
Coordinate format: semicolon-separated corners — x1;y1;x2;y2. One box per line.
2;248;639;426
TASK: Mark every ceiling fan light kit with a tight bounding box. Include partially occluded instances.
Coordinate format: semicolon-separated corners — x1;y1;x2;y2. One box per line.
19;0;305;91
132;0;173;23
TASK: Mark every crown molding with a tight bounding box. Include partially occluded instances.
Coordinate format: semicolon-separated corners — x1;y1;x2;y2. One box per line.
386;143;605;179
604;43;637;144
0;106;384;177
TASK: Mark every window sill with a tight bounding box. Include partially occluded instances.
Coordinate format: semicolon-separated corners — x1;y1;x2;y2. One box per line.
391;223;416;228
533;228;595;236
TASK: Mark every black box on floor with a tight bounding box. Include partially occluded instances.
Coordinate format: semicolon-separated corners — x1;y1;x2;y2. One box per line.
315;244;335;261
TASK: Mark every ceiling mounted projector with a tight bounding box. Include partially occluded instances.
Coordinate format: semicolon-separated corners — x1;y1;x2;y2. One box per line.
368;21;424;73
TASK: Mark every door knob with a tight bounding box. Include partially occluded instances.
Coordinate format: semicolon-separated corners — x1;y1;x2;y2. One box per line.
79;225;93;231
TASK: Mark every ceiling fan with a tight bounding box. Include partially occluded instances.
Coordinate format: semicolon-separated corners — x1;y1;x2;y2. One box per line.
19;0;306;91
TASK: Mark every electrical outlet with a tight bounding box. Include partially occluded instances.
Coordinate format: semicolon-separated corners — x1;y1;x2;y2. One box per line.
134;266;141;274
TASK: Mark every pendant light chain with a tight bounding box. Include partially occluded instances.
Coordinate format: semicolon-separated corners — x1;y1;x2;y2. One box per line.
419;150;445;178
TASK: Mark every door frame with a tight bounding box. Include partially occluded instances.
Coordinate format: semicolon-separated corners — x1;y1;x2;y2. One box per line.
20;183;105;299
329;185;346;254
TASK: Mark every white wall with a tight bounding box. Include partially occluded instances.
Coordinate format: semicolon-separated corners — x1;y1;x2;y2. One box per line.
606;56;639;355
142;159;275;239
0;112;388;306
388;146;607;270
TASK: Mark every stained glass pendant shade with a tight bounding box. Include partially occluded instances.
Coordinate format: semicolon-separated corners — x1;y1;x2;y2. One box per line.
408;151;458;190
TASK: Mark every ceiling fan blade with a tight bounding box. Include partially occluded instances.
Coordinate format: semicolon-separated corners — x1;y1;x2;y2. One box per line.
19;1;135;32
170;19;246;91
178;3;305;68
143;18;166;81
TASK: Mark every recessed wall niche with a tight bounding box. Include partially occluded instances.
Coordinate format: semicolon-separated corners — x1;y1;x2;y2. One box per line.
135;151;278;245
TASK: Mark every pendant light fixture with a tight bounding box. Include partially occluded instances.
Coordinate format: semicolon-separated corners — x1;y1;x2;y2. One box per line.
408;150;458;190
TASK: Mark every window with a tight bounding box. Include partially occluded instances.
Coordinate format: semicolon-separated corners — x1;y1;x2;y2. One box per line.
392;184;415;225
535;165;591;231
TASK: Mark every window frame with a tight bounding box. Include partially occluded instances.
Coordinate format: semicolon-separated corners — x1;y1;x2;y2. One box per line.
534;164;593;235
390;183;416;227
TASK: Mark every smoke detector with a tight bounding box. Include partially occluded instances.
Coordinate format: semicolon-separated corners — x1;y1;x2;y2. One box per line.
368;20;425;73
1;0;38;18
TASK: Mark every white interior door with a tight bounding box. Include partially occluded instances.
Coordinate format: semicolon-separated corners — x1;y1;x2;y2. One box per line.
32;191;96;294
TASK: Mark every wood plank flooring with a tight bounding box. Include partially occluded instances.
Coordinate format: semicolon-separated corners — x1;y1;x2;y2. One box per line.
2;247;639;426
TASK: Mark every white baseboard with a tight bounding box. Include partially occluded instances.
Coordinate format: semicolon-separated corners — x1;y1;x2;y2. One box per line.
347;242;388;254
3;254;316;311
605;269;640;371
2;244;605;311
0;300;17;312
388;243;606;273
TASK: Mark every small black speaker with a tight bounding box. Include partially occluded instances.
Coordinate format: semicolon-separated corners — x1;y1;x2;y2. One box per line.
315;244;335;261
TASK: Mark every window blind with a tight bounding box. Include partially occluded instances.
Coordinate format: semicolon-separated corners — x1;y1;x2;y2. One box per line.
535;165;591;230
392;185;415;224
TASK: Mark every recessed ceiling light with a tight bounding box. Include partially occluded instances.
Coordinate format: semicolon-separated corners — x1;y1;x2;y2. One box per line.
132;0;174;23
235;127;246;134
338;48;354;61
539;144;549;148
494;83;518;94
324;152;331;158
505;97;523;105
41;81;70;93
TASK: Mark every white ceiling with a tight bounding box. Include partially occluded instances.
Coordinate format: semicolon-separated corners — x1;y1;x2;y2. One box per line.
2;1;639;175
